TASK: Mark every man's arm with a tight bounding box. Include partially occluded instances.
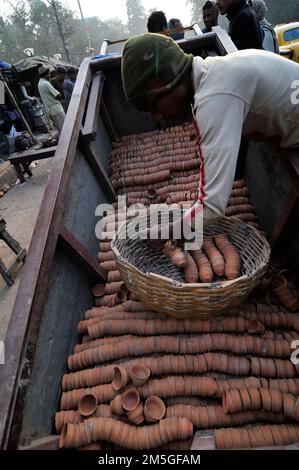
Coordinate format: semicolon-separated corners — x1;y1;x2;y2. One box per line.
47;82;63;101
184;93;248;229
21;85;36;101
142;94;247;246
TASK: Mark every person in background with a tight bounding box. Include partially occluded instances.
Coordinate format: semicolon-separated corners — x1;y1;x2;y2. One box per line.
168;18;185;40
147;10;167;33
17;80;38;130
202;1;219;33
216;0;263;50
63;68;77;108
250;0;279;53
38;65;65;135
51;66;67;98
51;66;67;111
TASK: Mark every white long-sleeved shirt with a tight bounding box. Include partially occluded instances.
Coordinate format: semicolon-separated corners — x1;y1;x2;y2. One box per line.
184;49;299;227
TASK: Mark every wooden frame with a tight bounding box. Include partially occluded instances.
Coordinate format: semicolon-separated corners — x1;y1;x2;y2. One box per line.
79;138;116;202
89;28;237;73
81;72;105;143
0;29;237;449
58;226;107;282
9;146;57;164
98;23;205;56
213;26;237;55
9;147;57;183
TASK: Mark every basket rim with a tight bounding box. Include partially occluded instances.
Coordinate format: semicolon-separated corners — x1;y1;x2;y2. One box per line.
111;214;271;290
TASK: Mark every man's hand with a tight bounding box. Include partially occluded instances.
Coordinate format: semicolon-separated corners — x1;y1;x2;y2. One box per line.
139;216;184;249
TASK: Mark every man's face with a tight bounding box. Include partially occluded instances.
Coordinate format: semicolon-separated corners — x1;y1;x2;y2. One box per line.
57;72;66;82
216;0;236;15
203;9;218;29
147;81;191;122
69;73;77;81
173;20;183;29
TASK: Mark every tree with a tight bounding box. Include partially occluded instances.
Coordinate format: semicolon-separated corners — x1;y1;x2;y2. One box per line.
187;0;206;24
45;0;74;62
71;16;128;61
126;0;146;36
0;0;128;65
0;0;77;62
266;0;299;26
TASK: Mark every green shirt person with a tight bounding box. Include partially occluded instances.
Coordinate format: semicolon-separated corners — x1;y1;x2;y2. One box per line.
38;65;65;135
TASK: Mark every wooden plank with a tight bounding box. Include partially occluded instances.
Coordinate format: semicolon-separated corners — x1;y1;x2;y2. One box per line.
104;25;203;47
0;57;92;449
82;72;105;142
9;146;57;164
180;32;221;55
214;25;238;55
18;435;59;450
58;225;107;282
5;249;26;279
101;98;121;143
80;137;116;202
100;40;109;55
90;30;233;73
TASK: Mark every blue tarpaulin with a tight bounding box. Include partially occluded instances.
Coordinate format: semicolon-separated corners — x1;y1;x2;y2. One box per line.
91;52;120;61
0;61;11;70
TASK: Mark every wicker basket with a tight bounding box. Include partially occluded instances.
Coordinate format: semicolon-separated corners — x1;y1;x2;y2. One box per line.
111;213;271;319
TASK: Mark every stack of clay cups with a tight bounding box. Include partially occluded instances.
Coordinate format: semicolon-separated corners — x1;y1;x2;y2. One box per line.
269;273;298;311
110;363;151;424
78;393;98;418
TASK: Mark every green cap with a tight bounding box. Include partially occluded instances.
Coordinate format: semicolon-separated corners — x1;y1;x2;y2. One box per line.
121;33;193;110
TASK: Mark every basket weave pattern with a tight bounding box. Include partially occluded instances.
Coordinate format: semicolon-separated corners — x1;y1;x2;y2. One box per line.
112;215;271;319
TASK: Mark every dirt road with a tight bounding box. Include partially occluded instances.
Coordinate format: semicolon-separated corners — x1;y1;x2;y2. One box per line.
0;159;53;340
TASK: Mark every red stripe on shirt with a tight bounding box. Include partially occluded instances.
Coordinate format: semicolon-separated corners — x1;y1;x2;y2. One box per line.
191;118;206;217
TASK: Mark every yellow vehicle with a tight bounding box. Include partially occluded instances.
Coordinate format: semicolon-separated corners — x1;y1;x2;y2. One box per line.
275;22;299;63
